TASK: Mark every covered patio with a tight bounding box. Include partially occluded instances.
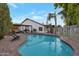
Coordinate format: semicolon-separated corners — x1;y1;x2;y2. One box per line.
13;24;32;33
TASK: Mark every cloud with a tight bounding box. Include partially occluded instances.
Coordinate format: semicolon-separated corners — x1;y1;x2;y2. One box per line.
12;10;48;24
31;15;47;24
11;9;64;26
12;14;64;26
29;11;35;15
32;16;42;20
8;3;18;8
12;14;46;24
12;15;28;24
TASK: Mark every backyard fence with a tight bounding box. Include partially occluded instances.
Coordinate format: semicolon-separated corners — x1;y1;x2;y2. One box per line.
57;25;79;41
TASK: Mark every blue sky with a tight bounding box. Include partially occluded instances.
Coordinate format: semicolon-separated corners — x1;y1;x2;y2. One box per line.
8;3;64;26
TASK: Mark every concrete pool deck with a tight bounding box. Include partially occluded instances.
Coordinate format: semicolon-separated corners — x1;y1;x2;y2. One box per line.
0;33;26;56
0;33;79;56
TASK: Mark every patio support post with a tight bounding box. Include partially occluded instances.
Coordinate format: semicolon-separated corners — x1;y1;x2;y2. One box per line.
31;26;32;33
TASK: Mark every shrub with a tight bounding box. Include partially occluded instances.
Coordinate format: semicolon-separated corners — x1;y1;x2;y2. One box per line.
0;3;13;39
33;29;37;32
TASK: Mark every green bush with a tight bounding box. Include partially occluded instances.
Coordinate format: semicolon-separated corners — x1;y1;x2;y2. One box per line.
0;3;13;39
33;29;37;32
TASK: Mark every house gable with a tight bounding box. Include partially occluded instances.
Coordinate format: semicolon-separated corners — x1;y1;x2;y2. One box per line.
21;18;44;26
21;18;45;33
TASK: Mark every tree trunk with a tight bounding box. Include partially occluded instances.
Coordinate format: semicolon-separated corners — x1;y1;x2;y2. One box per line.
54;15;57;34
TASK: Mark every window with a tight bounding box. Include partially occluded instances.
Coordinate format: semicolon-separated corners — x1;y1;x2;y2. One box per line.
39;27;43;31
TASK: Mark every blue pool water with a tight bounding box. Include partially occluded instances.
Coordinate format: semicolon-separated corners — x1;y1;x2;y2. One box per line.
18;34;73;56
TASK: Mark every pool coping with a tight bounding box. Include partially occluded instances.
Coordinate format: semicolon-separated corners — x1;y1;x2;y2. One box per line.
60;36;79;56
15;33;27;56
17;34;28;56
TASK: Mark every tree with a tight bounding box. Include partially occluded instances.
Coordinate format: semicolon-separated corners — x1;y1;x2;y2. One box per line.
47;12;57;34
0;3;13;39
54;3;79;26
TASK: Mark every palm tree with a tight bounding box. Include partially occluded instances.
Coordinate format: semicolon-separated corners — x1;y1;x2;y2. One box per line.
47;12;57;34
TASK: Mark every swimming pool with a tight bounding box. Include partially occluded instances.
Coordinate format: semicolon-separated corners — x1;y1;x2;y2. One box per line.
18;34;73;56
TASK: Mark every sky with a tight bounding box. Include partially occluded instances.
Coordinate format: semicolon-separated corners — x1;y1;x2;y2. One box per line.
8;3;64;26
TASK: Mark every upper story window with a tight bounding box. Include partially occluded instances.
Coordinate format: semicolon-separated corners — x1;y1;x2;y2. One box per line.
39;27;43;31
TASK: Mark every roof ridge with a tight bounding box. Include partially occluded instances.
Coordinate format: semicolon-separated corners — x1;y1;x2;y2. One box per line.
21;18;44;26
